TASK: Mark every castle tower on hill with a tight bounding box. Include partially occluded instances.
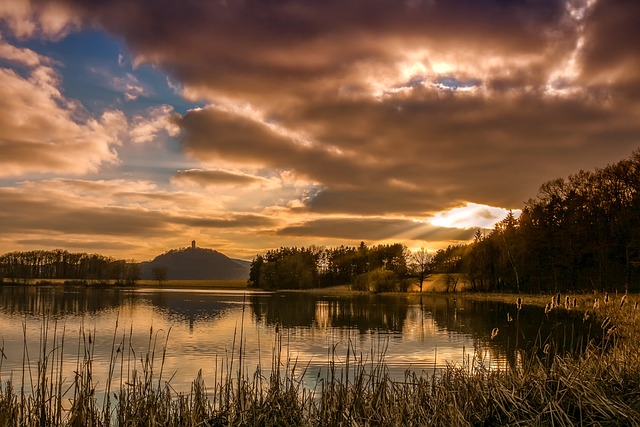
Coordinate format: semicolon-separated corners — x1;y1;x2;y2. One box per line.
191;240;196;249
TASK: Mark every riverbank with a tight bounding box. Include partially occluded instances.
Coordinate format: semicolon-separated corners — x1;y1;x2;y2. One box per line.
3;278;632;309
458;289;633;312
136;279;248;289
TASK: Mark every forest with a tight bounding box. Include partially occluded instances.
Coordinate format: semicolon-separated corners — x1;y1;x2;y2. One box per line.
250;149;640;293
0;249;140;285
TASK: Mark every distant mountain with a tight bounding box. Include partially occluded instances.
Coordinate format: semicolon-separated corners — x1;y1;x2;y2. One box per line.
140;246;250;280
231;258;251;269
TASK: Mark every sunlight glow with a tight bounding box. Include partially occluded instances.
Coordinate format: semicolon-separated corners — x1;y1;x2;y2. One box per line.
429;202;521;229
431;60;454;75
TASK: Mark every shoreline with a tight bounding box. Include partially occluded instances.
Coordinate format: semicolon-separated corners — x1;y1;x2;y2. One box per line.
0;279;628;310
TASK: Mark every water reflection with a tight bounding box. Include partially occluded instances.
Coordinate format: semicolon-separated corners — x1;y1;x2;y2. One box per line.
250;294;410;332
0;286;596;393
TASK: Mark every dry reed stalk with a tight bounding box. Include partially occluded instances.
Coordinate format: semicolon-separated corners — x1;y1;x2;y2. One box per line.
2;296;640;426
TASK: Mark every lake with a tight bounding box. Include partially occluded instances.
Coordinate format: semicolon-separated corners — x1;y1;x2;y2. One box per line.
0;285;595;395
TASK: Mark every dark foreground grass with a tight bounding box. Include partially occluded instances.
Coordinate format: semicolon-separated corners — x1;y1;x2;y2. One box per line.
2;294;640;426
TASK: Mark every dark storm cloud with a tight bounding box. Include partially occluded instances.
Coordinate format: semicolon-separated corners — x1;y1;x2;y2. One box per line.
278;218;478;241
580;0;640;90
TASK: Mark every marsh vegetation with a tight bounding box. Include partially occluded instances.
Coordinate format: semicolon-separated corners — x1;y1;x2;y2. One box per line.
1;290;639;426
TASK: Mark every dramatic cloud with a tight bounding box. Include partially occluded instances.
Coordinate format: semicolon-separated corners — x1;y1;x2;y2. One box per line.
580;0;640;90
49;0;635;214
1;0;640;258
40;0;570;101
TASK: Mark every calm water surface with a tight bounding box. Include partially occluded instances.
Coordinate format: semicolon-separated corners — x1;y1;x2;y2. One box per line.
0;286;594;393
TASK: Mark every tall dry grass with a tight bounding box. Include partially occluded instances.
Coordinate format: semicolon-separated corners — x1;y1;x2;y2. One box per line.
1;293;640;426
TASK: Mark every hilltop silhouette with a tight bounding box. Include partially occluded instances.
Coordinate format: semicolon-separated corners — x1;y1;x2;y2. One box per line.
140;242;249;280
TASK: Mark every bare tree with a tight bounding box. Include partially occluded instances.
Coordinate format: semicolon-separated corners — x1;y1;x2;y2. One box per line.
409;247;433;292
123;261;141;286
445;274;459;293
151;266;169;286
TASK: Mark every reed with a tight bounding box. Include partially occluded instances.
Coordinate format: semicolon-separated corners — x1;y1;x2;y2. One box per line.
2;294;640;426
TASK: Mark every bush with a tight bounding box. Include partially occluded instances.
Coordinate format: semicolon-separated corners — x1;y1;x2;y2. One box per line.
352;268;401;293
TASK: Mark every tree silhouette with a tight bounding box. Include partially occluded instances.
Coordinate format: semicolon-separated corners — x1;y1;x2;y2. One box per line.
409;247;433;292
151;266;168;285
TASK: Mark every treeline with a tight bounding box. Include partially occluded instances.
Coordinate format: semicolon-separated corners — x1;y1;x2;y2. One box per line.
467;150;640;293
0;249;140;285
249;243;411;291
251;150;640;293
248;242;465;291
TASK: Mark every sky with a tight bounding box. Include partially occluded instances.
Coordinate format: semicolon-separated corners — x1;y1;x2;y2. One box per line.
0;0;639;262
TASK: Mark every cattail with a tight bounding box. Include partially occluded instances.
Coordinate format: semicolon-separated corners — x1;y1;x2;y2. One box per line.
550;296;556;309
565;296;570;308
572;297;577;308
605;292;609;304
491;328;499;339
635;301;638;310
620;294;627;309
507;312;513;322
593;298;600;310
516;297;523;311
556;293;561;306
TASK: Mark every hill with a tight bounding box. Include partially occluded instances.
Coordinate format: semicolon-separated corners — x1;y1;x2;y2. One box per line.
140;245;250;281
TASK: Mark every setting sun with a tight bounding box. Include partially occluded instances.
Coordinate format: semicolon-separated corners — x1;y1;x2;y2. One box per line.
429;203;520;229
